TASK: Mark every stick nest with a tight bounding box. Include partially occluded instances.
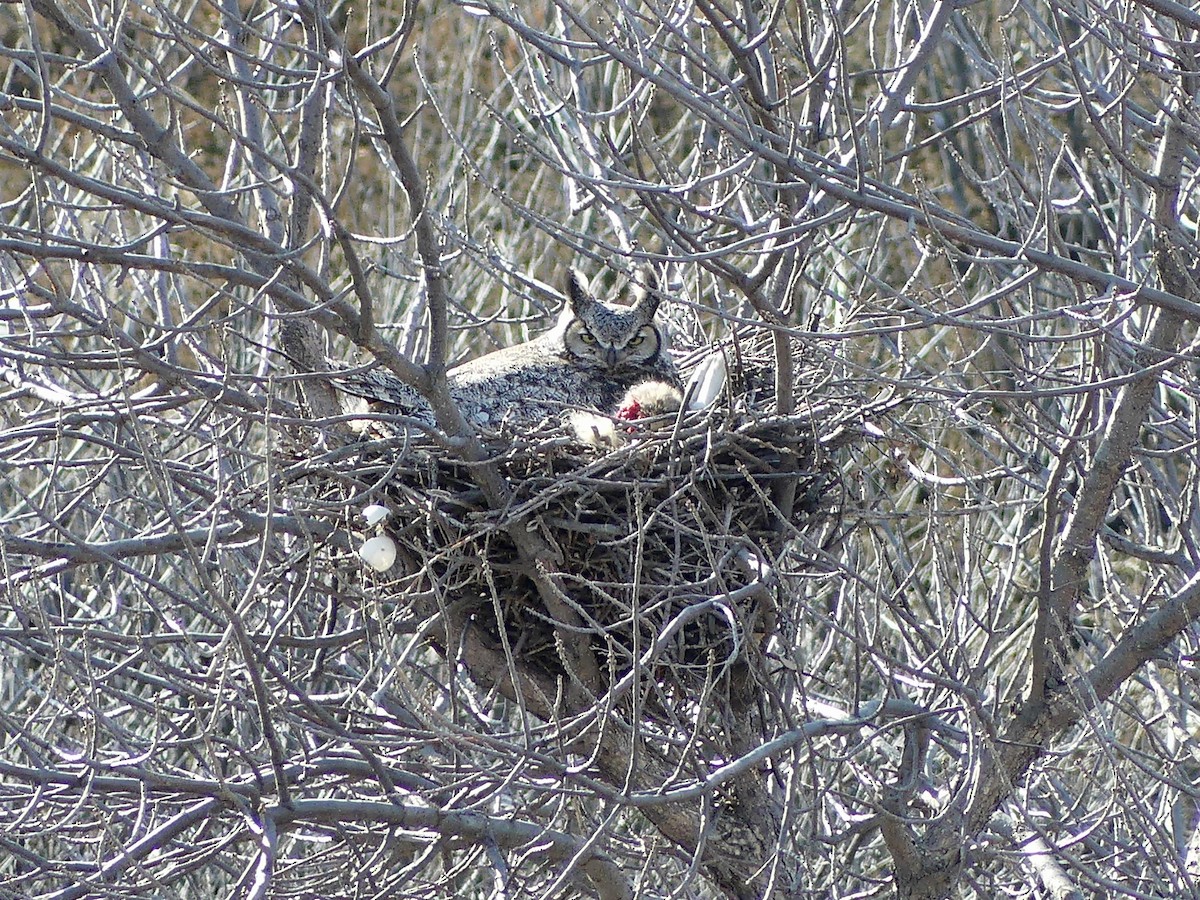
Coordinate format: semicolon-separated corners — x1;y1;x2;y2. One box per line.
311;349;869;686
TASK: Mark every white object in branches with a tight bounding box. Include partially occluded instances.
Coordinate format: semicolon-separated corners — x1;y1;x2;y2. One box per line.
685;352;727;411
362;504;391;527
359;535;398;573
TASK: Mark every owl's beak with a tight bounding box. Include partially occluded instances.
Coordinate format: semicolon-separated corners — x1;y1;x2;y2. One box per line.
604;347;620;368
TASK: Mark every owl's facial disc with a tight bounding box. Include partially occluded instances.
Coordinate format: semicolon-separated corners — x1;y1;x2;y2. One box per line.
574;327;620;368
564;315;661;372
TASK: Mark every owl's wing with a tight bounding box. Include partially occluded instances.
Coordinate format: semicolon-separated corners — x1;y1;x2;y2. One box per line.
331;366;433;422
445;334;562;382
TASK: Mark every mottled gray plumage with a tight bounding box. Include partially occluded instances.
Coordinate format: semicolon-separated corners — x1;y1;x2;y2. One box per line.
339;270;680;431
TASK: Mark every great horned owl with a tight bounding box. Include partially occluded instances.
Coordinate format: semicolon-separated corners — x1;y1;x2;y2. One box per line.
339;269;680;431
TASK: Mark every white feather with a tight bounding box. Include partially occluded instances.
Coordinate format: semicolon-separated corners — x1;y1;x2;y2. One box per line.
685;352;727;411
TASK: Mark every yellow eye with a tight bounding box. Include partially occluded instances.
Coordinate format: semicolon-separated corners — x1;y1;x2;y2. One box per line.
628;334;646;347
579;332;596;344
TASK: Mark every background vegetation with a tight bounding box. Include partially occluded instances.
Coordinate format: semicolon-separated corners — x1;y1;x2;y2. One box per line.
2;0;1199;897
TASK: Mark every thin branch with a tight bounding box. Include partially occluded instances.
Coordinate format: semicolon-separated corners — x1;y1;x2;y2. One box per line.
269;799;633;900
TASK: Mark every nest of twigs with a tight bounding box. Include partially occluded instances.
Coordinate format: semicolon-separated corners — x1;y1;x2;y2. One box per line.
315;348;867;686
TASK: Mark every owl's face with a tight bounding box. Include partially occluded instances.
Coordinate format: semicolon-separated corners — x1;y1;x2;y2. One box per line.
559;270;667;372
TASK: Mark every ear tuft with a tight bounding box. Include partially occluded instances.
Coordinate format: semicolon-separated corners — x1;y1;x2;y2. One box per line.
631;267;664;319
566;269;595;315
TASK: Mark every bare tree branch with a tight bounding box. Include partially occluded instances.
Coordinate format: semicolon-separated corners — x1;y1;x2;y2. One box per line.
4;1;1200;898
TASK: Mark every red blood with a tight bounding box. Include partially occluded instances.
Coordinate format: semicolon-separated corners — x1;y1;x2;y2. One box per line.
616;398;642;420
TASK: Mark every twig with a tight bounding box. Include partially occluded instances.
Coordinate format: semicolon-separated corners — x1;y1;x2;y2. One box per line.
268;799;633;900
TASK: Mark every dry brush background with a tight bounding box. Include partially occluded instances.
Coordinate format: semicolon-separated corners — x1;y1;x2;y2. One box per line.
2;0;1200;898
